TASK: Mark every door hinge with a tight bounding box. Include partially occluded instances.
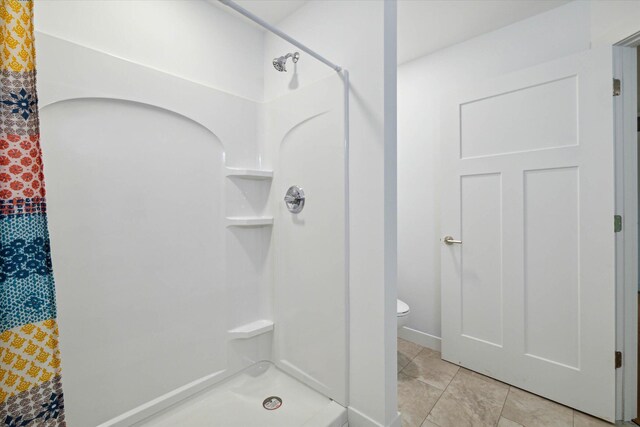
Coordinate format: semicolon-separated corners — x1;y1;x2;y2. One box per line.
614;78;621;96
615;351;623;369
614;215;623;232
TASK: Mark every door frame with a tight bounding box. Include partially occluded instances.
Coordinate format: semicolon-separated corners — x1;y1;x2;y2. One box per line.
615;32;640;422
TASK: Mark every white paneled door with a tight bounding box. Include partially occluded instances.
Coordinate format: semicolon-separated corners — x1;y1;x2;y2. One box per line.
441;47;616;421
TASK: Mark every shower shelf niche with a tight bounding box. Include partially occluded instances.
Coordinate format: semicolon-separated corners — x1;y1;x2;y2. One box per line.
225;216;274;227
228;319;274;339
225;167;273;180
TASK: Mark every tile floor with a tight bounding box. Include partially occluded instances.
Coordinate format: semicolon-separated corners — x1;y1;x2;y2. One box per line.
397;338;623;427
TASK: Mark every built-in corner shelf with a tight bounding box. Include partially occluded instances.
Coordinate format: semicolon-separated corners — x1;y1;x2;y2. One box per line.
228;319;274;339
225;216;274;227
225;168;273;180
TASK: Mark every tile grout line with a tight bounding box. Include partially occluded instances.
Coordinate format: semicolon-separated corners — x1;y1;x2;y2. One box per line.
423;374;450;427
398;342;449;427
399;345;429;377
422;362;462;427
409;349;433;427
494;385;511;426
425;415;444;427
399;340;424;372
398;343;423;376
398;342;436;427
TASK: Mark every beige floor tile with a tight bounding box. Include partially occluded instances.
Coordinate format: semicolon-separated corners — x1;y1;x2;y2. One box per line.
402;348;460;390
425;369;509;427
573;411;614;426
421;420;441;427
398;372;444;427
398;338;423;371
501;387;573;427
498;417;524;427
458;367;509;392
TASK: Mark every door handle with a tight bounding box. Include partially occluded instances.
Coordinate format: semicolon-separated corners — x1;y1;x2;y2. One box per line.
443;236;462;245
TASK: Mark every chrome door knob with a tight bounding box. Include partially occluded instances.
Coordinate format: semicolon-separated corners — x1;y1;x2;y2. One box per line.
443;236;462;245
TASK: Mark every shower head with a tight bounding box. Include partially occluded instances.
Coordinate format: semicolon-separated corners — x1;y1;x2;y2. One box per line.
272;52;300;72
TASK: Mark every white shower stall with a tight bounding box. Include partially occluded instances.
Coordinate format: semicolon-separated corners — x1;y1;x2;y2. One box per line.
32;0;399;425
36;15;348;427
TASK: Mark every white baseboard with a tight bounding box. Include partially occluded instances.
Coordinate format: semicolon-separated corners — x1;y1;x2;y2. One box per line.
96;369;229;427
398;326;441;352
388;412;402;427
348;407;383;427
347;407;401;427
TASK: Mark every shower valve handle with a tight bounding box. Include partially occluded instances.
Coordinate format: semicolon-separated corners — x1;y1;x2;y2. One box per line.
284;186;305;214
284;194;302;203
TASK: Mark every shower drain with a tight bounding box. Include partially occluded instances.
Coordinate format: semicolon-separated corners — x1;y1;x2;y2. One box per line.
262;396;283;410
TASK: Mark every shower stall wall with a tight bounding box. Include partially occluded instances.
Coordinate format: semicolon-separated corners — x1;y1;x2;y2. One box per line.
36;14;349;426
266;74;347;405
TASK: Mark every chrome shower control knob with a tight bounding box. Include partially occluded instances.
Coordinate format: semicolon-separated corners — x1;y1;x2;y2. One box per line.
284;185;305;214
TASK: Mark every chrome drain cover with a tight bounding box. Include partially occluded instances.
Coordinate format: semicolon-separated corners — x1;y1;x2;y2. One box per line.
263;396;283;410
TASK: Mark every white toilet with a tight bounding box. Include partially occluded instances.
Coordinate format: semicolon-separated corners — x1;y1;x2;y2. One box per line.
397;299;410;329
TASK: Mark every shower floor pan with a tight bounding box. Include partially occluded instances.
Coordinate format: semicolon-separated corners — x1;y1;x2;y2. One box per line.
137;361;347;427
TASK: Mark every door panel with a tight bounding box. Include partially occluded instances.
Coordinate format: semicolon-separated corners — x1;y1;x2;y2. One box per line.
460;75;578;158
460;173;503;347
441;47;616;421
524;167;579;368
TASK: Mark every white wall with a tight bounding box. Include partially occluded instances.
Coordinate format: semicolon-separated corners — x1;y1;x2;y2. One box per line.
33;1;273;422
34;0;265;101
398;0;640;348
264;2;398;426
267;75;348;404
36;34;271;426
43;98;227;427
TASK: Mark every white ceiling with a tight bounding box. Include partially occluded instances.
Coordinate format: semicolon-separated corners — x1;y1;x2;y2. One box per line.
397;0;570;64
231;0;309;24
215;0;570;64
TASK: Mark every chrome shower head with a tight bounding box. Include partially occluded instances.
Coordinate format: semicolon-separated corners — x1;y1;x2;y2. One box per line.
272;57;286;72
272;52;300;72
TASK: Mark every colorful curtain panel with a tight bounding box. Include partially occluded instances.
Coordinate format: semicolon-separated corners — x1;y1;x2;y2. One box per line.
0;1;66;426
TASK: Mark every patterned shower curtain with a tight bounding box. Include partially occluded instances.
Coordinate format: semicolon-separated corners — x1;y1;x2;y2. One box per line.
0;0;66;426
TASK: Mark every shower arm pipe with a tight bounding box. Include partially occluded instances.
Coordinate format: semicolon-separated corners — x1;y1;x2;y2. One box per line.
218;0;343;73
